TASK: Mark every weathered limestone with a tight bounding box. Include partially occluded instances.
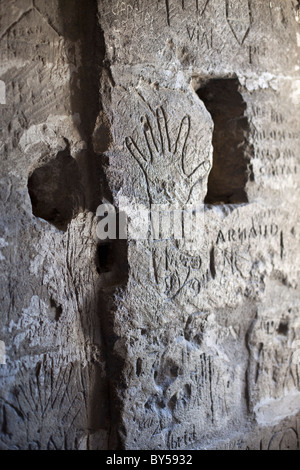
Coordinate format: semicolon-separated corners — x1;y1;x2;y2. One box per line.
99;0;300;450
0;0;110;450
0;0;300;450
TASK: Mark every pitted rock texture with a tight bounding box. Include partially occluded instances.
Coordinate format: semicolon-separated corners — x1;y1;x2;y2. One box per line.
0;0;111;450
0;0;300;450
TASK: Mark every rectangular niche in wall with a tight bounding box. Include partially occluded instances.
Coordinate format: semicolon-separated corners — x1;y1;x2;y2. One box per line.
197;78;254;205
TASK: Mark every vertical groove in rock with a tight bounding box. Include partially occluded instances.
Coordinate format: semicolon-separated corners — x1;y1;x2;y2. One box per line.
58;1;127;449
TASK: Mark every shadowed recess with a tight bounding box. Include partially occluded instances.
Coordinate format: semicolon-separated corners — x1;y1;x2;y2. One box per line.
28;148;82;231
197;78;254;205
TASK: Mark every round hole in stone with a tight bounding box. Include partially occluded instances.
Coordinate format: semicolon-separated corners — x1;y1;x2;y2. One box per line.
28;150;82;231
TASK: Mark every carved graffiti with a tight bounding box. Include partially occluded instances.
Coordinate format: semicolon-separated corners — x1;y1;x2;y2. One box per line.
0;357;89;449
150;244;210;299
165;0;210;26
125;106;210;206
267;428;299;450
225;0;251;45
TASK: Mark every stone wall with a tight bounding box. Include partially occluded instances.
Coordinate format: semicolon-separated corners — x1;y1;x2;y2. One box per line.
0;0;300;450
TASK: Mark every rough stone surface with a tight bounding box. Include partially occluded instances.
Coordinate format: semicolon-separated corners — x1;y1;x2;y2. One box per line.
1;0;300;450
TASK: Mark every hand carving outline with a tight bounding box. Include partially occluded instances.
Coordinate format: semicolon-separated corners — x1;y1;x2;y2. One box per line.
125;107;211;205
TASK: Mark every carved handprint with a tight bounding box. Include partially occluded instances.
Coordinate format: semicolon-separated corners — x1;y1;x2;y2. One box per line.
125;107;211;206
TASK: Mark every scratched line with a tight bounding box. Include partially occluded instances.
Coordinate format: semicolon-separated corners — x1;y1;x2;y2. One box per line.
165;0;170;26
165;0;210;25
